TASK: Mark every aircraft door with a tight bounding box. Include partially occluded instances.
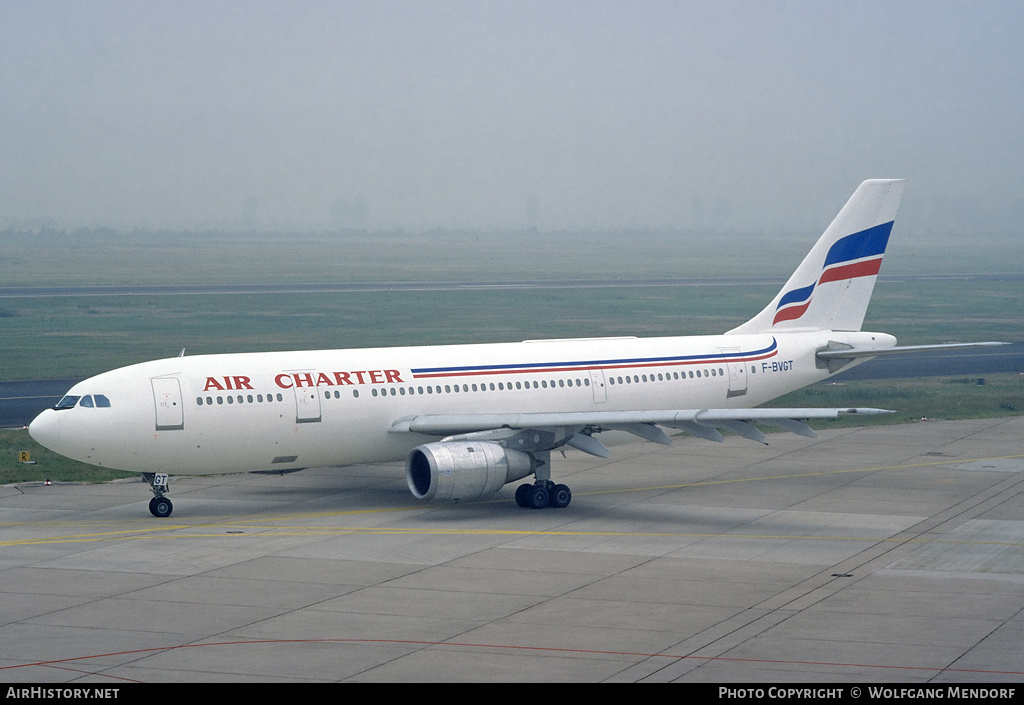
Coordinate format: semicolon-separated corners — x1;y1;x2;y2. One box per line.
589;369;607;403
291;377;322;423
721;349;748;398
152;377;185;431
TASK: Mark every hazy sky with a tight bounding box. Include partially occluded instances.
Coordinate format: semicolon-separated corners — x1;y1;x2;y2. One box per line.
2;1;1022;233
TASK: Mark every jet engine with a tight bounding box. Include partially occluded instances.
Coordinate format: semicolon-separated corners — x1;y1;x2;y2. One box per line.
406;441;534;502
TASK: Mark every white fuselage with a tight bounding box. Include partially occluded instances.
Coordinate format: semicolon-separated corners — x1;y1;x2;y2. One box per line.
27;329;890;475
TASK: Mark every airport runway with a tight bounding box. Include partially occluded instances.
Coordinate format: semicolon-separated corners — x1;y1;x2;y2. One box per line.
2;416;1023;682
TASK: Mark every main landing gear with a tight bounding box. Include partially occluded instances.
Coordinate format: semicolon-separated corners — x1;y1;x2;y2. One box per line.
143;472;173;517
512;450;571;509
515;481;572;509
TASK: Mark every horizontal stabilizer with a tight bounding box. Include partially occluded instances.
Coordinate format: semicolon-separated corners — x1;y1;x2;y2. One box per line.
817;341;1008;360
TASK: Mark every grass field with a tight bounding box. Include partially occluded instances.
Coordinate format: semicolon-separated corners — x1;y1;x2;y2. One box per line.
0;428;136;485
1;278;1021;380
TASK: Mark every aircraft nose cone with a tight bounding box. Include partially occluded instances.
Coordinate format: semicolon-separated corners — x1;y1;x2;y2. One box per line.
28;410;62;451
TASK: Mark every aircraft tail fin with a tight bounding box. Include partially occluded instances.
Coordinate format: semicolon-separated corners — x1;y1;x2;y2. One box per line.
727;179;905;335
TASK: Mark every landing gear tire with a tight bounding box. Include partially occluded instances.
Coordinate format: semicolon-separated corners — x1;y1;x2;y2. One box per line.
515;483;532;508
551;484;572;509
516;481;572;509
143;473;171;518
149;496;173;518
528;484;550;509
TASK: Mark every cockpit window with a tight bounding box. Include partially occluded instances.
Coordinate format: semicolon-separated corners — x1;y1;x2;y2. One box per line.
53;394;111;409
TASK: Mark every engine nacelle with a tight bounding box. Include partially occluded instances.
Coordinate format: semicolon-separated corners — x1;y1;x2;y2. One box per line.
406;441;535;502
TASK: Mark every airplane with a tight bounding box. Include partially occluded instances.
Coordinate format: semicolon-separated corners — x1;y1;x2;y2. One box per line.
27;179;1003;517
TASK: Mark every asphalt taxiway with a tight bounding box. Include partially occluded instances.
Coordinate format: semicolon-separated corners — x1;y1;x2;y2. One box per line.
2;416;1023;682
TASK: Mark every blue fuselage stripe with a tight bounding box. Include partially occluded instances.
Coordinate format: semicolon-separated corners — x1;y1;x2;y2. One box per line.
411;339;778;376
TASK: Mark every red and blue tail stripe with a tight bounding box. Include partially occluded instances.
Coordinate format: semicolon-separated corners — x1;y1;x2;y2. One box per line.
773;221;893;326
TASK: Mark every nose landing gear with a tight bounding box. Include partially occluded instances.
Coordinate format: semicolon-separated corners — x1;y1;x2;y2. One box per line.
143;473;173;517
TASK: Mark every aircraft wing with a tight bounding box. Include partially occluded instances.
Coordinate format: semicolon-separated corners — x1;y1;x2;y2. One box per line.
390;407;892;457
